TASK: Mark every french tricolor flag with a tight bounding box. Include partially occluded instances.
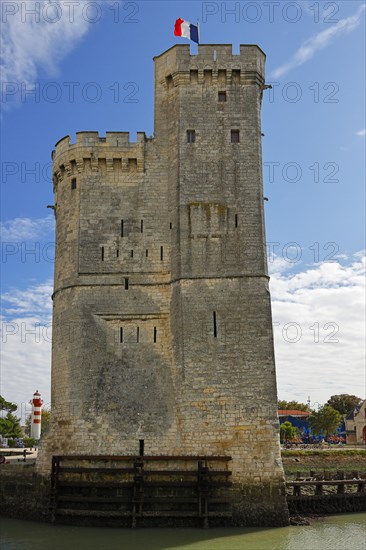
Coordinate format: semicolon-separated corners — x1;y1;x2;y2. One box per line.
174;18;199;44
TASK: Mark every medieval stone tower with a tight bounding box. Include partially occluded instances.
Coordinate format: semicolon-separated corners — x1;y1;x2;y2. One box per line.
39;44;288;526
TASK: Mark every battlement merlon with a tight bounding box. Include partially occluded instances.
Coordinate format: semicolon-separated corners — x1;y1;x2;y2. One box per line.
153;44;266;82
52;131;148;160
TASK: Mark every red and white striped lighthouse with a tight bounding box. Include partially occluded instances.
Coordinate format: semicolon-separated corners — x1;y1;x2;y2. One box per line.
30;390;43;440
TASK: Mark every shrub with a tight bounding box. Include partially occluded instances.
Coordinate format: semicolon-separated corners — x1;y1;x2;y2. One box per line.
23;438;35;448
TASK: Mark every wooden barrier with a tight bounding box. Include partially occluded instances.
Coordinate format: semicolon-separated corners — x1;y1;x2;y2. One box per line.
286;472;366;515
51;455;232;528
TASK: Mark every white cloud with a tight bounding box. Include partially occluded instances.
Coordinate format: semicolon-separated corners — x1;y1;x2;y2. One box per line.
1;0;92;108
356;129;366;137
2;280;53;316
0;314;52;420
271;253;366;407
1;281;53;419
268;255;294;276
0;215;54;241
270;4;366;79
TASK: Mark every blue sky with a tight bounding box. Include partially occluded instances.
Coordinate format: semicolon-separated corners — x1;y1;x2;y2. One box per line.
1;0;365;418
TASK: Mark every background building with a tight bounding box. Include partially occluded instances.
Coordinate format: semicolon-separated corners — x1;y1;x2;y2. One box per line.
346;400;366;445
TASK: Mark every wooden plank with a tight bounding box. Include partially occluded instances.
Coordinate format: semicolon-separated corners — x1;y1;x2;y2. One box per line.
287;493;366;501
137;481;197;487
135;470;199;477
57;496;132;503
141;497;198;503
138;511;197;517
287;480;364;486
132;470;231;477
58;481;134;488
54;455;232;462
59;467;135;474
58;468;231;477
141;481;232;488
56;509;132;517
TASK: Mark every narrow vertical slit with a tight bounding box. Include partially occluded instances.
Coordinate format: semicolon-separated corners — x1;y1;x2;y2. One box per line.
136;326;140;343
101;246;104;261
125;278;129;290
146;249;148;257
131;250;134;258
160;246;164;261
153;327;157;343
139;439;144;456
213;311;217;338
170;222;172;230
120;327;123;343
121;219;124;237
116;249;119;258
141;220;144;233
235;214;238;228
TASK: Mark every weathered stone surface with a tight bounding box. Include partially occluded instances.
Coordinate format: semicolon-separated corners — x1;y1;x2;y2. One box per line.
0;466;51;522
38;44;289;526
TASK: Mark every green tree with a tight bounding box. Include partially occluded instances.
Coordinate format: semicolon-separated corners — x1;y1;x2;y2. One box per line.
309;405;341;437
280;421;297;442
0;396;17;413
24;408;51;437
0;412;23;438
326;394;362;416
278;400;310;412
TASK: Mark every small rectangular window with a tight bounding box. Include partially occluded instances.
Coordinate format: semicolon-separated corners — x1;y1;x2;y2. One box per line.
131;250;134;258
128;158;137;170
187;130;195;143
136;326;140;343
232;69;240;84
204;69;212;83
121;220;124;237
166;74;173;89
235;214;238;228
218;69;226;83
146;249;149;257
101;246;104;261
116;249;119;257
160;246;164;261
190;70;198;83
153;327;157;343
218;91;227;102
213;311;217;338
125;278;129;290
231;130;240;143
140;220;144;233
120;327;123;343
71;178;77;190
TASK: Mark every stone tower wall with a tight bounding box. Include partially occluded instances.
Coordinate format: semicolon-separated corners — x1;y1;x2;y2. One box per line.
38;44;288;526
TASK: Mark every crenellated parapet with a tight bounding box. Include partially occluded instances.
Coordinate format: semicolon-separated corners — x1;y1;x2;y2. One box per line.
154;44;266;89
52;131;149;187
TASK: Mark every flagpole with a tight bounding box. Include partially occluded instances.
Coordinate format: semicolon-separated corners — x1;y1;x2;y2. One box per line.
197;19;200;44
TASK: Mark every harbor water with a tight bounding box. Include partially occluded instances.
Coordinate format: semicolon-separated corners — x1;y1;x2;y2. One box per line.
1;513;365;550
